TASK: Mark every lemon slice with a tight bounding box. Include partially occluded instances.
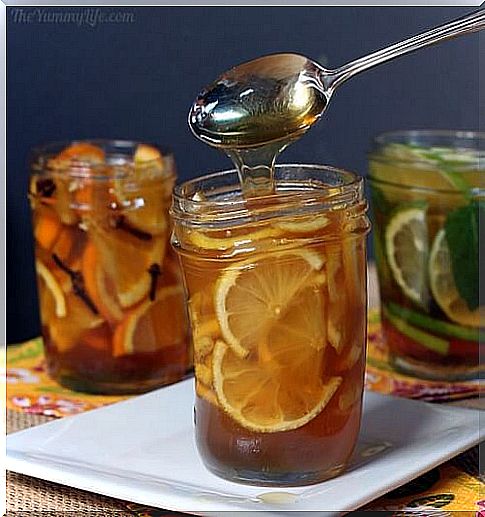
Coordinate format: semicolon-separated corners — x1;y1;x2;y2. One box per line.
192;319;219;361
276;214;330;233
213;340;341;433
385;206;430;308
429;229;483;328
189;226;282;251
196;380;219;406
36;260;66;318
215;249;325;357
112;285;187;356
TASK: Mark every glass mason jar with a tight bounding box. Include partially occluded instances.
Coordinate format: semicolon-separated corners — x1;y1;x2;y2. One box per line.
29;140;190;394
368;130;484;381
171;164;370;486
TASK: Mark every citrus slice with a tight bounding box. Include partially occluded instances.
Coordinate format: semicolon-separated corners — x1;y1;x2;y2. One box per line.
385;206;430;308
53;143;105;166
189;226;282;251
34;206;63;251
119;182;170;236
192;319;220;361
429;229;483;328
134;143;164;164
112;285;187;356
113;144;172;236
196;380;219;406
49;143;106;225
86;217;166;308
48;291;104;353
276;214;330;233
82;242;123;323
36;260;66;319
80;324;112;351
212;340;342;433
215;249;325;358
195;361;213;387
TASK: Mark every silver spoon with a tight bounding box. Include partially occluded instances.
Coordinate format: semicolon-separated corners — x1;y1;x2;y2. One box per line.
189;9;485;149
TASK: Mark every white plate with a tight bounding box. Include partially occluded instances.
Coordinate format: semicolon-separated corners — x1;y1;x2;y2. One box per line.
6;379;484;515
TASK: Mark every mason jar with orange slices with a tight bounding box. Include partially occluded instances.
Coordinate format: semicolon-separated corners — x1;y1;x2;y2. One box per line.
29;140;190;394
171;164;370;486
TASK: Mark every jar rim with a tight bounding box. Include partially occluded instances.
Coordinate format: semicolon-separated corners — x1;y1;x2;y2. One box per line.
369;129;485;172
368;129;485;195
171;163;365;228
30;139;174;180
373;129;485;146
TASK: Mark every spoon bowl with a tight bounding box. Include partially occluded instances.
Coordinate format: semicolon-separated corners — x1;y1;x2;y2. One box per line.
189;54;329;149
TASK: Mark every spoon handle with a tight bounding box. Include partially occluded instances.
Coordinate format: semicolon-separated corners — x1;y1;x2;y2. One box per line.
325;8;485;91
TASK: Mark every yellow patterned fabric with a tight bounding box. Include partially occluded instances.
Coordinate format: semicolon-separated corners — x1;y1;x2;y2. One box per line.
6;337;129;416
5;308;484;515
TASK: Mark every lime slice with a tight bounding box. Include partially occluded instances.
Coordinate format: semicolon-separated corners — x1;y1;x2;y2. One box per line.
385;206;430;308
380;143;473;196
429;229;483;328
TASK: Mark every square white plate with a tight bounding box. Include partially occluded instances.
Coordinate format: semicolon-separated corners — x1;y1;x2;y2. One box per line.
6;379;484;515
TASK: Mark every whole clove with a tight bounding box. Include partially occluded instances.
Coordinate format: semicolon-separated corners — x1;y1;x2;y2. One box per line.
148;263;162;301
52;253;99;315
110;215;153;241
35;178;56;198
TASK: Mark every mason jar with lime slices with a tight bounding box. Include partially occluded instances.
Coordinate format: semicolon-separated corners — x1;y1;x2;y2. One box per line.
369;131;484;381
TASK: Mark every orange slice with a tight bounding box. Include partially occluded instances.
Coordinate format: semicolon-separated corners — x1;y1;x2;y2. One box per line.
82;242;123;323
54;143;105;165
34;206;63;251
212;340;342;433
134;143;164;164
48;143;106;225
113;144;172;236
48;291;104;353
80;324;112;352
86;217;166;308
112;285;187;356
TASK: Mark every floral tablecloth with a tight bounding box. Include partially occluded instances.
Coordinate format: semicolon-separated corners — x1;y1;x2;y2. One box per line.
5;308;484;516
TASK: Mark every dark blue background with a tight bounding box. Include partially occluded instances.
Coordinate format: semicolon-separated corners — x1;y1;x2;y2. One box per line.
7;6;480;343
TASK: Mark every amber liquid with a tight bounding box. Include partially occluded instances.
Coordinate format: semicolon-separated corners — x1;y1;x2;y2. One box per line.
174;200;368;485
31;157;190;394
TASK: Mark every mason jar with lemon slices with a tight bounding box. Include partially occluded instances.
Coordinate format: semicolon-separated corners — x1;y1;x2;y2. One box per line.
369;131;484;381
171;164;370;486
29;140;190;394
